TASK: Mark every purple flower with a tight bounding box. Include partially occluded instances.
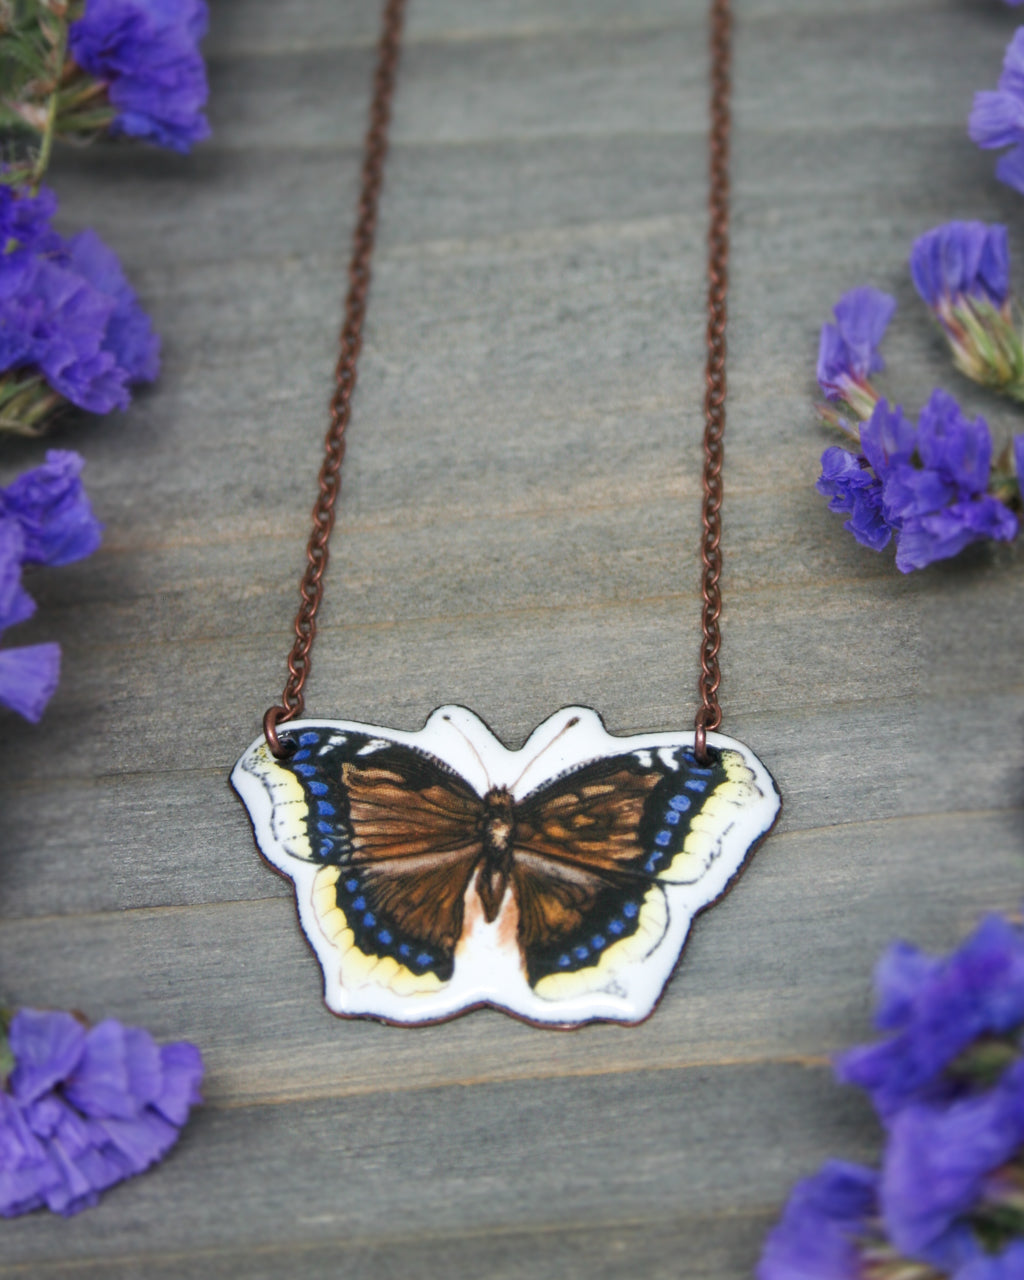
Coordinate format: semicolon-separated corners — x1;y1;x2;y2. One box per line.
0;510;59;722
69;0;211;154
67;231;160;386
815;395;1016;571
958;1242;1024;1280
0;1008;203;1217
816;447;893;551
970;31;1024;194
881;1059;1024;1261
0;186;58;253
881;391;1017;571
0;188;159;421
836;914;1024;1119
0;452;101;722
0;645;61;722
817;286;896;414
858;398;917;475
756;1160;878;1280
909;224;1023;395
910;223;1010;311
0;450;103;567
0;520;33;630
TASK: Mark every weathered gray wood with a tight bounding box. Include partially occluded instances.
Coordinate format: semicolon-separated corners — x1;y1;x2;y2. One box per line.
2;0;1023;1274
3;1063;877;1265
0;1213;778;1280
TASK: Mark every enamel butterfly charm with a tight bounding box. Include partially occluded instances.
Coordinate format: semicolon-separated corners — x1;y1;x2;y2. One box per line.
232;706;779;1027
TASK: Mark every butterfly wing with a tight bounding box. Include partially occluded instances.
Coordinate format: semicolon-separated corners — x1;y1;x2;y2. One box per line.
511;744;753;1001
234;728;485;999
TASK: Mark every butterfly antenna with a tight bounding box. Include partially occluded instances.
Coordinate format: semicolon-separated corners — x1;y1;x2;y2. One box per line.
441;714;493;789
509;714;581;793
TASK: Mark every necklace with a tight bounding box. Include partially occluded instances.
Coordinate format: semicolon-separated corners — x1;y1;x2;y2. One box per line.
232;0;779;1028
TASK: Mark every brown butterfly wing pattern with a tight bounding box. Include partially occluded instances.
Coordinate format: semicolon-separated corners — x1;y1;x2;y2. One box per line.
341;751;486;959
511;749;729;996
257;731;486;984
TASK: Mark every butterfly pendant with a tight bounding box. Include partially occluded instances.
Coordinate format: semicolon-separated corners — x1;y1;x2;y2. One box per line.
231;705;780;1027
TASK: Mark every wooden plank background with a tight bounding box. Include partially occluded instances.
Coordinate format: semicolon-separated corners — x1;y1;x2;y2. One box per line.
2;0;1023;1274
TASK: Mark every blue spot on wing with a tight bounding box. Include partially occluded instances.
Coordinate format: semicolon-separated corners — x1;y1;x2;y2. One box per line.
308;781;328;796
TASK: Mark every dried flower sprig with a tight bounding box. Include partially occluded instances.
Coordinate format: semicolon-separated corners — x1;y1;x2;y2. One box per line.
816;385;1020;573
0;183;159;435
1;0;210;184
0;448;102;719
758;911;1024;1280
0;1006;203;1217
910;224;1024;400
813;221;1024;572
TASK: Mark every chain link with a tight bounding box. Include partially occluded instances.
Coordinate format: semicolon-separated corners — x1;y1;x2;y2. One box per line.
694;0;732;764
265;0;734;761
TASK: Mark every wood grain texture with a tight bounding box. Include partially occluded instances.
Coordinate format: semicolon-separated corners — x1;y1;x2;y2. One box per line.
2;0;1023;1274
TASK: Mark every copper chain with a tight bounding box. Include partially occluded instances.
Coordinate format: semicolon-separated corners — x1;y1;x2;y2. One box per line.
263;0;407;757
693;0;732;763
264;0;734;761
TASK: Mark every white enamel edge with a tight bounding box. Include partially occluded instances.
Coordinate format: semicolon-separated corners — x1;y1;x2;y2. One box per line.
231;705;780;1026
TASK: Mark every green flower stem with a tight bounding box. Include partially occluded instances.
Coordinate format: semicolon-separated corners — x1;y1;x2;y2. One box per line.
29;13;69;193
0;372;63;435
55;69;115;136
949;1035;1021;1086
816;403;866;443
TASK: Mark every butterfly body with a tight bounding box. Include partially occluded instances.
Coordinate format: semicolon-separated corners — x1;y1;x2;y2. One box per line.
232;705;779;1026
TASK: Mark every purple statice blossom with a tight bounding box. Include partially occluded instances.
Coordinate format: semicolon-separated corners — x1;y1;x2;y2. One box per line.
816;447;892;551
817;286;896;419
0;450;103;567
836;913;1024;1119
756;1160;878;1280
0;520;59;722
0;186;58;253
819;392;1018;572
881;1059;1024;1263
69;0;211;154
1015;433;1024;490
0;451;101;722
910;223;1010;312
883;391;1017;571
0;1008;203;1217
0;185;159;428
970;31;1024;194
909;224;1023;394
